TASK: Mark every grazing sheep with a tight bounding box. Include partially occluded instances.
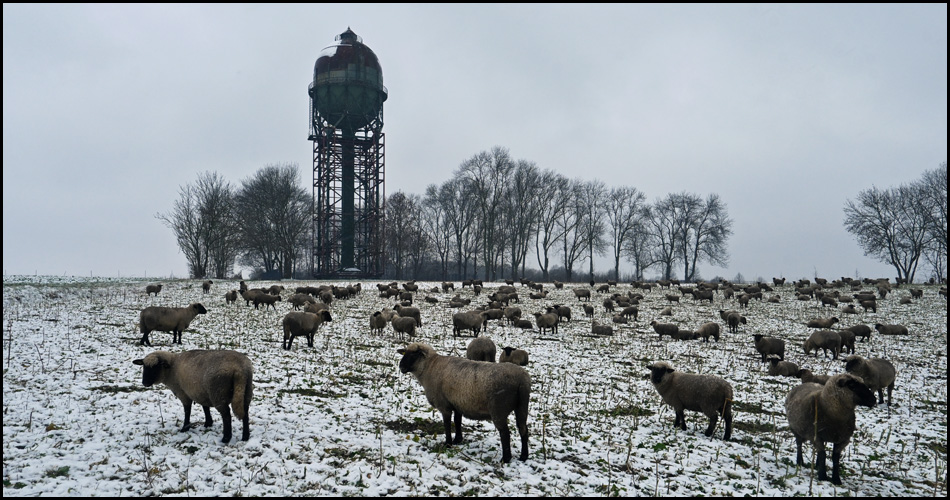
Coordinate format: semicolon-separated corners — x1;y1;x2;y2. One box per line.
465;336;497;362
844;355;896;406
671;329;698;340
252;292;282;310
442;282;455;292
289;293;317;310
369;311;387;335
806;317;839;329
591;320;614;336
132;349;253;443
547;304;571;322
499;346;529;366
533;311;560;335
694;322;720;343
397;343;531;463
619;306;639;321
665;293;681;304
659;306;673;316
650;320;679;339
844;324;872;342
139;303;208;345
394;304;423;327
767;356;800;377
453;311;488;337
391;315;418;340
573;288;592;301
646;361;733;440
145;284;163;296
603;299;616;312
859;300;877;313
804;330;842;359
225;290;238;305
837;329;856;355
796;368;830;385
909;288;923;299
612;314;628;325
784;373;876;485
874;323;909;336
752;334;785;361
820;296;838;308
692;289;715;303
726;312;746;333
281;310;333;350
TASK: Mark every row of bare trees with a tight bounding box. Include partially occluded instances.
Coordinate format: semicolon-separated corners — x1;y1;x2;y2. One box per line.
384;146;734;282
843;162;947;283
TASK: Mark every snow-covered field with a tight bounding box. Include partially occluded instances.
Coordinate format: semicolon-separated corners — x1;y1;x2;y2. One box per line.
2;275;947;497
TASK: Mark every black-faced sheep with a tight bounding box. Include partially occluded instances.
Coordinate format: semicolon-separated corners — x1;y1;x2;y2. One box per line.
282;310;333;350
225;290;238;305
646;361;733;440
753;334;785;361
369;311;387;335
252;292;282;310
499;346;529;366
132;349;253;443
844;324;873;342
844;355;896;406
694;322;720;343
512;318;534;329
591;320;614;336
784;373;876;485
139;303;208;345
651;320;679;339
583;304;594;317
201;280;213;294
398;343;531;463
804;330;842;359
806;317;839;329
726;312;746;333
874;323;909;336
453;311;487;337
796;368;830;385
145;284;163;296
533;311;559;335
466;336;497;362
767;356;800;377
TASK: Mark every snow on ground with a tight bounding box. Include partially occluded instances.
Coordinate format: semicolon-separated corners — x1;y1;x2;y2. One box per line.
2;275;947;497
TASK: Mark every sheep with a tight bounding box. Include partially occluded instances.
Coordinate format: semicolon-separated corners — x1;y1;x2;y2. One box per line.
512;318;534;329
767;355;800;377
591;320;614;336
499;347;529;366
583;304;594;317
820;296;838;308
145;284;163;296
646;361;733;440
611;314;628;324
859;300;877;313
369;311;387;335
453;311;488;337
844;355;897;406
603;299;616;312
465;336;497;362
289;293;317;310
397;343;531;463
442;282;455;292
281;310;333;350
252;292;282;310
784;373;876;485
805;316;839;329
909;288;923;299
796;368;830;385
650;320;679;339
841;304;858;314
394;304;422;327
573;288;592;301
671;329;698;340
225;290;238;305
303;302;329;315
503;306;522;324
752;334;785;361
619;306;639;321
241;289;262;306
199;280;212;294
659;306;673;316
665;293;681;304
132;349;253;443
694;322;720;343
391;315;418;340
533;311;560;335
843;324;872;342
726;311;746;333
804;330;842;359
547;304;571;322
874;323;909;336
837;328;856;355
139;303;208;345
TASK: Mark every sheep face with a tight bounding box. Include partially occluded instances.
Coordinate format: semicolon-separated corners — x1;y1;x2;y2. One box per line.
397;343;430;374
132;351;171;387
839;374;877;408
647;362;674;385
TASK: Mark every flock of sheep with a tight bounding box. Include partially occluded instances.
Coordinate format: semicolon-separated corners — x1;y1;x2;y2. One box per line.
130;275;945;487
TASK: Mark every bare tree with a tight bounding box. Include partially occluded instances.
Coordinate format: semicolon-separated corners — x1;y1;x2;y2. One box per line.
458;146;515;281
648;194;683;281
622;207;656;281
918;162;947;280
533;170;571;281
843;184;930;283
156;171;237;279
234;163;310;278
557;179;587;281
503;160;544;280
422;184;453;280
681;193;733;282
384;190;423;279
605;185;647;281
576;180;609;282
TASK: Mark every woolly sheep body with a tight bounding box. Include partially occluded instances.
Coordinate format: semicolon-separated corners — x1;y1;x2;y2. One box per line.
499;347;529;366
369;311;387;335
573;288;592;301
784;374;876;485
132;349;253;443
874;323;909;336
397;343;531;463
533;311;559;335
394;304;423;326
453;311;487;337
465;336;497;362
139;303;208;345
695;322;720;342
591;320;613;336
202;280;213;294
726;312;746;333
391;315;418;339
646;361;733;440
844;324;873;342
252;292;282;310
767;356;800;377
650;320;678;339
804;330;842;359
282;310;333;350
844;355;897;406
806;317;840;329
145;284;163;296
752;334;785;361
225;290;238;305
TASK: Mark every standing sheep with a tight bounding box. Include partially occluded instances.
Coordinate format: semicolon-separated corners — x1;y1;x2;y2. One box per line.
573;288;592;301
202;280;213;294
145;284;163;296
803;330;842;359
465;336;497;362
844;355;896;406
139;303;208;345
726;311;746;333
453;311;488;337
499;347;529;366
225;290;238;305
694;322;720;342
784;373;876;485
132;349;253;443
752;334;785;361
391;315;418;340
282;310;333;350
646;361;733;440
369;311;388;335
843;323;873;342
650;320;679;339
397;343;531;463
532;311;559;335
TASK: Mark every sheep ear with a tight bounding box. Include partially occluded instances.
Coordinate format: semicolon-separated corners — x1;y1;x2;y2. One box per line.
132;359;144;366
665;367;675;374
397;348;406;355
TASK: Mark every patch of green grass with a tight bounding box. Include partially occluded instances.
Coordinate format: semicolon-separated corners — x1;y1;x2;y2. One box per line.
598;404;655;418
732;420;775;434
732;401;781;416
89;385;150;393
385;417;443;436
278;388;344;398
44;466;70;478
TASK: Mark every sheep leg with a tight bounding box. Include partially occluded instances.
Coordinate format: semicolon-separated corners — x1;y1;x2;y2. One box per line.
218;405;232;444
307;333;315;348
815;442;829;482
452;410;464;444
180;400;194;432
722;402;733;441
877;388;885;405
674;410;687;431
704;412;718;437
829;442;843;485
793;434;805;466
440;410;454;446
492;416;513;463
203;406;213;427
140;332;151;346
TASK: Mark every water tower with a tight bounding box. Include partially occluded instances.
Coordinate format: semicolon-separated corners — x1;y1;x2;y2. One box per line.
308;27;387;278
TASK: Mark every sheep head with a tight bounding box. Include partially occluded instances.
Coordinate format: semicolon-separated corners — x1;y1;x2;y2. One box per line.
397;343;435;374
835;373;876;408
132;351;175;387
646;361;674;385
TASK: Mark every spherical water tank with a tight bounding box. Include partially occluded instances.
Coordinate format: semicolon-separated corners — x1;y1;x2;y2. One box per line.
310;28;387;132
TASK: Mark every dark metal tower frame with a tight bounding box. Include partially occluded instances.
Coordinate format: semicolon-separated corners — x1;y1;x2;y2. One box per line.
309;119;386;278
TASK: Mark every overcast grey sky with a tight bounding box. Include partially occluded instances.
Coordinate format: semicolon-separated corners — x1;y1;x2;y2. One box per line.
3;4;947;281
